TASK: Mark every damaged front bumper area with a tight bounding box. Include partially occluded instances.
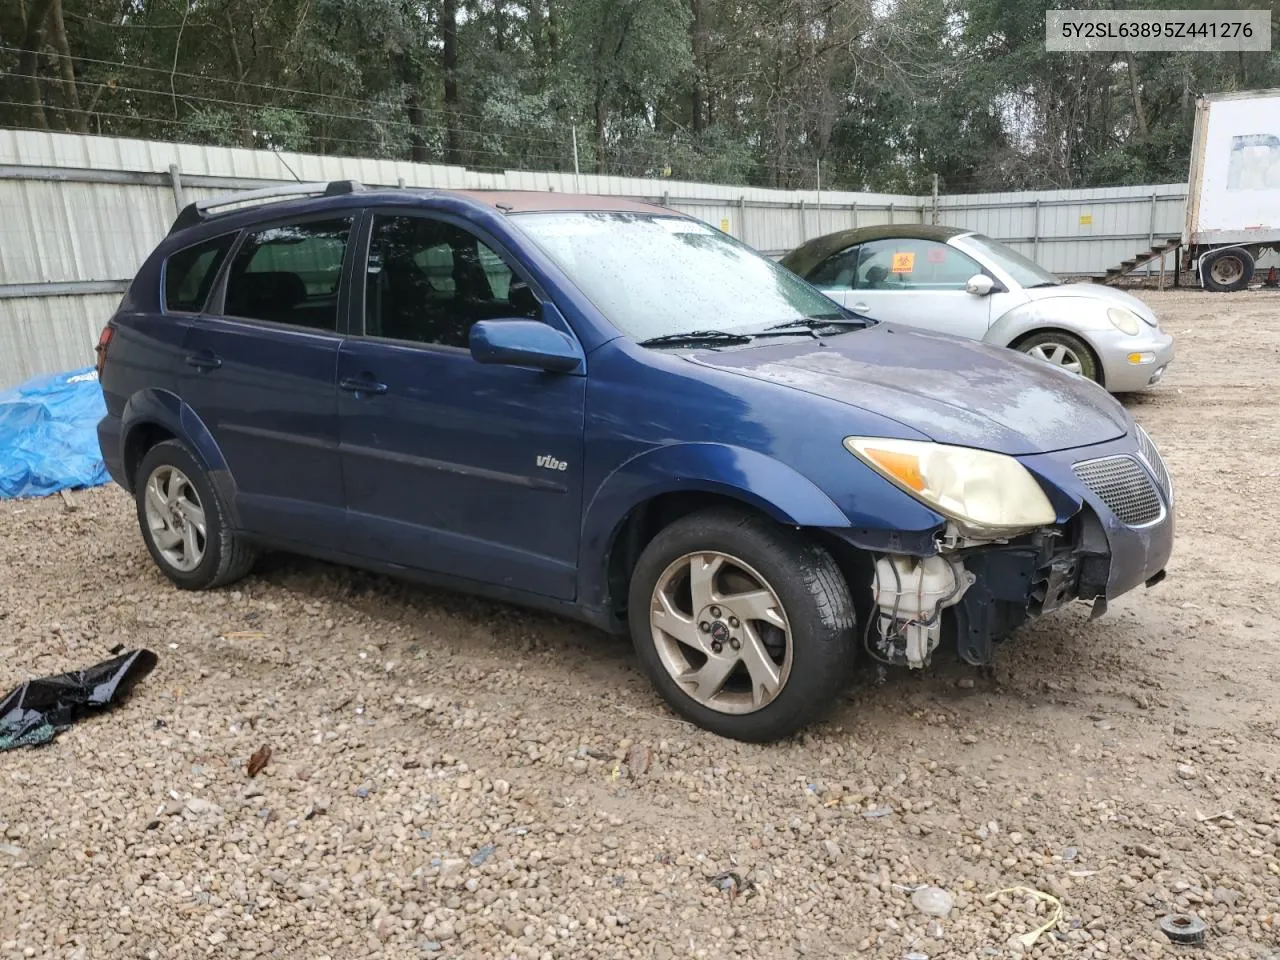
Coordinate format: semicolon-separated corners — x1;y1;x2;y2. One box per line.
845;430;1174;668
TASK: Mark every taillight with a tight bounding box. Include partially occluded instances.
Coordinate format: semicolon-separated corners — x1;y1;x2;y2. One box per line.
95;325;114;376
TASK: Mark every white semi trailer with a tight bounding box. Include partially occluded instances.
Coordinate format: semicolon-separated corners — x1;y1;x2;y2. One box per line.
1184;88;1280;291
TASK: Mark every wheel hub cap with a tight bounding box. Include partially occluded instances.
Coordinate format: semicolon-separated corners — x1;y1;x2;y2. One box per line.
1027;342;1083;375
1211;257;1243;284
650;551;793;715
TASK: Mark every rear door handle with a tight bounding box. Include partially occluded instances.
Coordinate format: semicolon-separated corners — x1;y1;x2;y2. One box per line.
340;376;388;396
184;351;222;371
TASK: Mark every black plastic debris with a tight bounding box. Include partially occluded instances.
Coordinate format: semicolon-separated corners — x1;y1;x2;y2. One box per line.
0;649;158;751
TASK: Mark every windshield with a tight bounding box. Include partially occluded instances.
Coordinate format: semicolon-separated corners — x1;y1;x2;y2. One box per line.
513;212;848;341
956;233;1059;288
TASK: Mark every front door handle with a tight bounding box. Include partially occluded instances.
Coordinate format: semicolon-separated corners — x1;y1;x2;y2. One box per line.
184;351;222;371
340;376;388;396
852;302;870;312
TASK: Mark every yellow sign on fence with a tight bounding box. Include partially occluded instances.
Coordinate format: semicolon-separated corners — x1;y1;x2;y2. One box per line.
720;218;730;233
1079;213;1093;226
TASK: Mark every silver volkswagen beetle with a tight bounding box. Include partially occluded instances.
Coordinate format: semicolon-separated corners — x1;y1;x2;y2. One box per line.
781;225;1175;392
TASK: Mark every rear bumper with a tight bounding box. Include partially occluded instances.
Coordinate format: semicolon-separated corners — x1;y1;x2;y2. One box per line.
97;414;128;490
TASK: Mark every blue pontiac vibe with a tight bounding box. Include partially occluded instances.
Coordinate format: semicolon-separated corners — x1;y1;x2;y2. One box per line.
96;182;1173;741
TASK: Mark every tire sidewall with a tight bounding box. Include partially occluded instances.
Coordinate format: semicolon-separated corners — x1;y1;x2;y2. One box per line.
134;441;228;590
627;511;855;741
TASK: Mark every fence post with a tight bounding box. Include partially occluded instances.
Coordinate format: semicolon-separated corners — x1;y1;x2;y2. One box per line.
738;195;746;243
798;198;806;242
1032;199;1041;262
852;202;858;228
571;126;581;194
931;173;939;225
815;159;822;237
1147;190;1157;274
888;202;894;224
168;163;185;212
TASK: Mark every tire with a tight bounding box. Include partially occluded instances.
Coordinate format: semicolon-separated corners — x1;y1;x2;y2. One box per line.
1015;330;1100;383
1200;247;1254;292
627;507;856;742
134;439;258;590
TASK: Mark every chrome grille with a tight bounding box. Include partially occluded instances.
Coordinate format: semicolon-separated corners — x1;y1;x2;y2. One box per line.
1134;424;1171;495
1073;455;1163;526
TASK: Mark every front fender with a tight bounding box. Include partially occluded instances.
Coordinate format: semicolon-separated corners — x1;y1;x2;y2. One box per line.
577;442;852;611
988;296;1114;351
121;389;240;524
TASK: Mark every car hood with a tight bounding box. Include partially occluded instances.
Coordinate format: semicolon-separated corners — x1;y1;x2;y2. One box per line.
1022;282;1159;325
687;324;1130;456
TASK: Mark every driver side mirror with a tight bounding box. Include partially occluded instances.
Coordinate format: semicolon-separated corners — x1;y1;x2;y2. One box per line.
469;318;582;373
965;274;996;297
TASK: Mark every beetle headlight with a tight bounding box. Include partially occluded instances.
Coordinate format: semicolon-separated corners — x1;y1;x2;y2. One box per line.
1107;306;1141;336
844;437;1057;537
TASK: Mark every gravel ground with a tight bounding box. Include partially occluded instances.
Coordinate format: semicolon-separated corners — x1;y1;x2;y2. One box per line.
3;288;1280;960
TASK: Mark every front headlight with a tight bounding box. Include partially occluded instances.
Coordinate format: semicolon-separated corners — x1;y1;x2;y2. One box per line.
1107;307;1141;336
844;437;1057;537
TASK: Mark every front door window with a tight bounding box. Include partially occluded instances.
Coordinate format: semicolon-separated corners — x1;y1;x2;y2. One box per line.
854;238;981;291
364;215;539;347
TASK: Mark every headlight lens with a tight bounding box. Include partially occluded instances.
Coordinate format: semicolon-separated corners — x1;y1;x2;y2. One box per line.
844;437;1057;537
1107;306;1141;336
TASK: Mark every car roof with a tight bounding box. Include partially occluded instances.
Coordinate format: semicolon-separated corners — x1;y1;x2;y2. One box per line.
453;190;669;215
166;181;679;241
781;224;972;276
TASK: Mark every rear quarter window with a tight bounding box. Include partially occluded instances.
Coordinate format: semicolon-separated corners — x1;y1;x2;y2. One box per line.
164;234;236;313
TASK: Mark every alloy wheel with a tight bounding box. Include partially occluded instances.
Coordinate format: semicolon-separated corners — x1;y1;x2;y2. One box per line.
143;465;207;572
1026;341;1083;375
649;551;793;715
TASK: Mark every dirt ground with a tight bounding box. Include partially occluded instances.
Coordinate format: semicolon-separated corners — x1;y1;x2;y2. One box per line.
2;289;1279;960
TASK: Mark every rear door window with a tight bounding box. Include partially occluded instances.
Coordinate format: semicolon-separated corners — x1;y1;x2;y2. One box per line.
164;234;235;313
222;218;352;331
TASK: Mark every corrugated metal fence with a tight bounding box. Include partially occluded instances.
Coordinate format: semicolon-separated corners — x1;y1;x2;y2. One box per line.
0;129;1198;388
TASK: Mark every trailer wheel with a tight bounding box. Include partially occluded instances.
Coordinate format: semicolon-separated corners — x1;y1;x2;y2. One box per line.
1201;247;1254;292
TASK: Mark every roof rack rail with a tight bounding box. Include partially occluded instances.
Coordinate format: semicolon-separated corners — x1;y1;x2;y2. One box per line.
169;179;364;234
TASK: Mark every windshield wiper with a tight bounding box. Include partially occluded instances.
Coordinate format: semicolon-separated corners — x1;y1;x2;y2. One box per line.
761;315;870;333
637;330;754;347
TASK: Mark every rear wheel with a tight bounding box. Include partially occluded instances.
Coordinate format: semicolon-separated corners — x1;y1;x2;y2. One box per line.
135;440;258;590
1200;247;1254;292
1015;330;1100;383
627;508;856;742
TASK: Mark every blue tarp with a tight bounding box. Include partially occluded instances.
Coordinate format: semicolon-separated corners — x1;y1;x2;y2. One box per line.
0;367;111;499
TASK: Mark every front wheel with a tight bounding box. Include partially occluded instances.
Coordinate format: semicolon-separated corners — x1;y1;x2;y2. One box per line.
1015;330;1100;383
627;508;856;742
